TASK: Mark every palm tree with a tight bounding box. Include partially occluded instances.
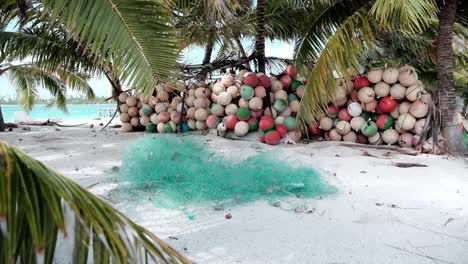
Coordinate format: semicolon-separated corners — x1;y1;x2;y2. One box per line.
0;141;190;263
436;0;465;155
255;0;267;73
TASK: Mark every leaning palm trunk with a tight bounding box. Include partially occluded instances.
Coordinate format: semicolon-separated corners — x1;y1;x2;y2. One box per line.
255;0;266;73
0;106;4;132
436;0;465;155
0;141;191;264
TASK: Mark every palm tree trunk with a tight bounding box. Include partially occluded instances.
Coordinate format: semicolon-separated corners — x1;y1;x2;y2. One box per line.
202;36;215;65
255;0;266;73
0;105;5;132
235;36;247;58
436;0;465;155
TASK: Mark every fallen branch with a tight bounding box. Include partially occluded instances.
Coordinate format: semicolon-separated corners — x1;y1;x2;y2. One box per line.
340;143;419;155
385;244;454;264
393;162;428;168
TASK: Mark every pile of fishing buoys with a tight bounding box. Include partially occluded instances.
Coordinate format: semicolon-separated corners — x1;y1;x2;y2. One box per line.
313;65;431;147
119;64;429;149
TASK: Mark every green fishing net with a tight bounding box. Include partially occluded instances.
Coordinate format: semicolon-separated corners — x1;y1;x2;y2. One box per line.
116;135;335;213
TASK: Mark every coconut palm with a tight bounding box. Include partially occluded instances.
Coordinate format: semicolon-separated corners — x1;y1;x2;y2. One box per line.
0;141;190;263
436;0;465;155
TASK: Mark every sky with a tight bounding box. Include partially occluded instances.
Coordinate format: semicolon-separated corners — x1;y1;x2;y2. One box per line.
0;39;294;100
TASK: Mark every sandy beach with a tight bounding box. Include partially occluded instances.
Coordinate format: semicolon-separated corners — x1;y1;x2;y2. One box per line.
0;123;467;264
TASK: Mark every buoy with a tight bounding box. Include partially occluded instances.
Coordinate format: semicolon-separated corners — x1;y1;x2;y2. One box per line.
358;87;375;103
118;93;129;103
275;116;285;125
361;121;378;137
240;85;255;100
382;68;399;84
291;80;302;91
247;117;259;131
390;84;406;100
376;114;394;130
327;104;339;118
238;98;249;108
195;120;207;130
236;107;251;121
264;107;278;118
211;104;225;116
338;108;352;122
398;101;411;115
382;129;399;145
354;76;370;88
283;116;296;131
343;131;357;142
289;101;300;113
319;116;334;131
361;100;378;112
409;100;429;118
258;75;271;88
247;97;262;111
128;117;139;127
275;124;288;138
223;114;239;129
218;92;232;105
347;102;363;117
194;87;208;98
414;118;426;135
275;90;288;101
295;85;305;98
280;75;292;89
119;104;129;113
194;108;209;121
206;115;221;128
225;103;238;116
244;73;259;87
374;82;390;98
398;65;418;87
221;74;235;87
212;82;225;95
378;96;398;113
397;113;417;130
227;85;239;98
259;116;275;131
274;99;288;112
140;115;150;126
335;121;351;135
234;121;249;136
350;89;359;102
157;112;170;123
265;130;281;145
328;129;342;141
357;133;368;144
398;133;414;147
146;123;155;133
406;83;424;101
170;111;181;124
271;80;283;92
368;132;382;145
350;116;365;132
285;65;298;78
254;86;267;98
307;122;322;136
367;68;383;83
121;122;133;132
126;96;138;107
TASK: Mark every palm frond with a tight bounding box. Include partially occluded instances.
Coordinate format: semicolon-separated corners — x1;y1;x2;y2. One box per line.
0;141;191;264
4;64;95;112
297;8;374;129
42;0;179;97
369;0;437;34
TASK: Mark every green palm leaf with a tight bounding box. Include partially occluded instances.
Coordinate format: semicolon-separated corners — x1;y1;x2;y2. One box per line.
0;141;191;263
42;0;179;97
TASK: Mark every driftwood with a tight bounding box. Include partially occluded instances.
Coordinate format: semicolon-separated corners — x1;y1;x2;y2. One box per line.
340;143;419;156
393;162;428;168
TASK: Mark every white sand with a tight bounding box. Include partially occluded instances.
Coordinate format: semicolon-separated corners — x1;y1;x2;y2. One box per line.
0;123;467;264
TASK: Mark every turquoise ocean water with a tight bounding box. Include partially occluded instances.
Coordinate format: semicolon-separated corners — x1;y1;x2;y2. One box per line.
1;104;116;122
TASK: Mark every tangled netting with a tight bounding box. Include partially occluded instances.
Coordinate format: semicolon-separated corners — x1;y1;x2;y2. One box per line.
116;135;335;212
